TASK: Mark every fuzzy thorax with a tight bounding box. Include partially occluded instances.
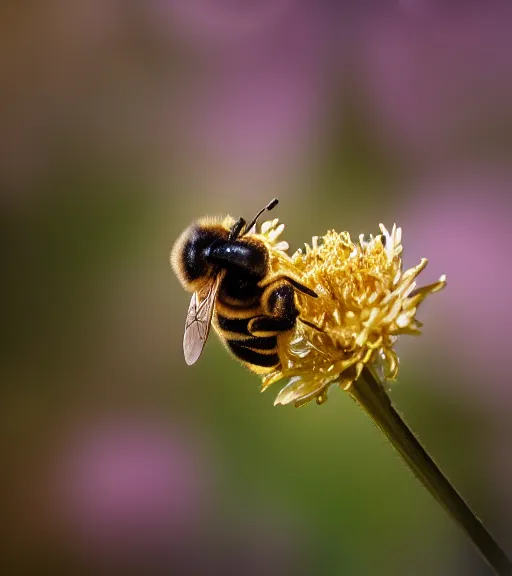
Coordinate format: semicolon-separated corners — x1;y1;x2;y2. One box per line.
255;221;446;408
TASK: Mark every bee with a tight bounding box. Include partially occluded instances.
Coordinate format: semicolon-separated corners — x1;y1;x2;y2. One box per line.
171;199;318;372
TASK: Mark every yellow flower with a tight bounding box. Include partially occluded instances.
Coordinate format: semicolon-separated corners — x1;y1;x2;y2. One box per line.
256;222;446;407
244;220;511;574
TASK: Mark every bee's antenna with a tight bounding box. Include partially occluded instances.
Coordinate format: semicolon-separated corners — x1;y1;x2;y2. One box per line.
229;217;247;241
244;198;279;235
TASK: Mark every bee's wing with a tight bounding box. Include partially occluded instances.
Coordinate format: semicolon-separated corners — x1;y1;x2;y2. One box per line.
183;273;223;366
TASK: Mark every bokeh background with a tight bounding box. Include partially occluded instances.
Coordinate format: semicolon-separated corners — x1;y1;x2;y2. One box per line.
2;2;512;575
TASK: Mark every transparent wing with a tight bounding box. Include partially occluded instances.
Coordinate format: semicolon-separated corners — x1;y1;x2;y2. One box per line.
183;273;223;366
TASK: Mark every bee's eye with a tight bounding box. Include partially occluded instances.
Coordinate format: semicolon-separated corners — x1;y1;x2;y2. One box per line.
182;227;221;282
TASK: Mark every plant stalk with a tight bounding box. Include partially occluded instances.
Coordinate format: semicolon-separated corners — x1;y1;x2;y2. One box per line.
348;367;511;575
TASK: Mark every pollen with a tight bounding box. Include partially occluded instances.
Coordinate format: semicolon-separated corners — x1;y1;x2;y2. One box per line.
256;221;446;408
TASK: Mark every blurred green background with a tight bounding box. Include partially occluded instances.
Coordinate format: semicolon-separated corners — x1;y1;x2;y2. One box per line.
2;2;512;575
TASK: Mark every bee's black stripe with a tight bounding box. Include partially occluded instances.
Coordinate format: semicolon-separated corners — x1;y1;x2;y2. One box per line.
238;335;278;351
227;340;279;368
248;315;296;335
216;314;251;336
217;292;261;308
219;272;264;304
216;317;279;350
215;299;261;319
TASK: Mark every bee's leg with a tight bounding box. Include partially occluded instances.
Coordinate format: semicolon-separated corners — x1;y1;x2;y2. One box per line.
248;282;298;337
258;275;317;298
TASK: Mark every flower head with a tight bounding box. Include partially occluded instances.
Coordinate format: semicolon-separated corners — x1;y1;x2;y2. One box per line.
256;221;446;407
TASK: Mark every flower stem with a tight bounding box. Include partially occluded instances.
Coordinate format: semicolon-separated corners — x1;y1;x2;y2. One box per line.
349;368;511;576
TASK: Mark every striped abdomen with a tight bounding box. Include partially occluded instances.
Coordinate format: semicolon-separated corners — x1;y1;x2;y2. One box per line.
214;273;280;373
216;313;280;372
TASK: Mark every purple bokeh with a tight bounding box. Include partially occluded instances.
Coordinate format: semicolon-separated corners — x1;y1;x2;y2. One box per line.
49;415;309;573
162;0;295;46
358;1;512;161
170;1;343;176
53;417;207;562
398;168;512;405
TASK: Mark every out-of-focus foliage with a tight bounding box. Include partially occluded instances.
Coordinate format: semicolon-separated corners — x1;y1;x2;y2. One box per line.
2;2;511;575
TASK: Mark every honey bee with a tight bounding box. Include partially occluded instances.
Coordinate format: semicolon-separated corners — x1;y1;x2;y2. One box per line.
171;199;318;372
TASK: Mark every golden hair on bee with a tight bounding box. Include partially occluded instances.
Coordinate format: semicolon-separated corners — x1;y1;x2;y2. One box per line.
170;218;229;294
170;199;318;368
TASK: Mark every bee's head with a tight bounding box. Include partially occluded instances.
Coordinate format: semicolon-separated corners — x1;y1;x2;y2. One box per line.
171;222;229;291
171;199;279;290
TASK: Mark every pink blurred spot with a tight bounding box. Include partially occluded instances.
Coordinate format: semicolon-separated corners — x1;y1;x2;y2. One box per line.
183;66;322;171
358;2;512;158
398;169;512;404
171;2;339;176
160;0;295;46
54;417;208;558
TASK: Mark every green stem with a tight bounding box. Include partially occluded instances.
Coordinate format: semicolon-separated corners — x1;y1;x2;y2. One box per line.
348;368;511;575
